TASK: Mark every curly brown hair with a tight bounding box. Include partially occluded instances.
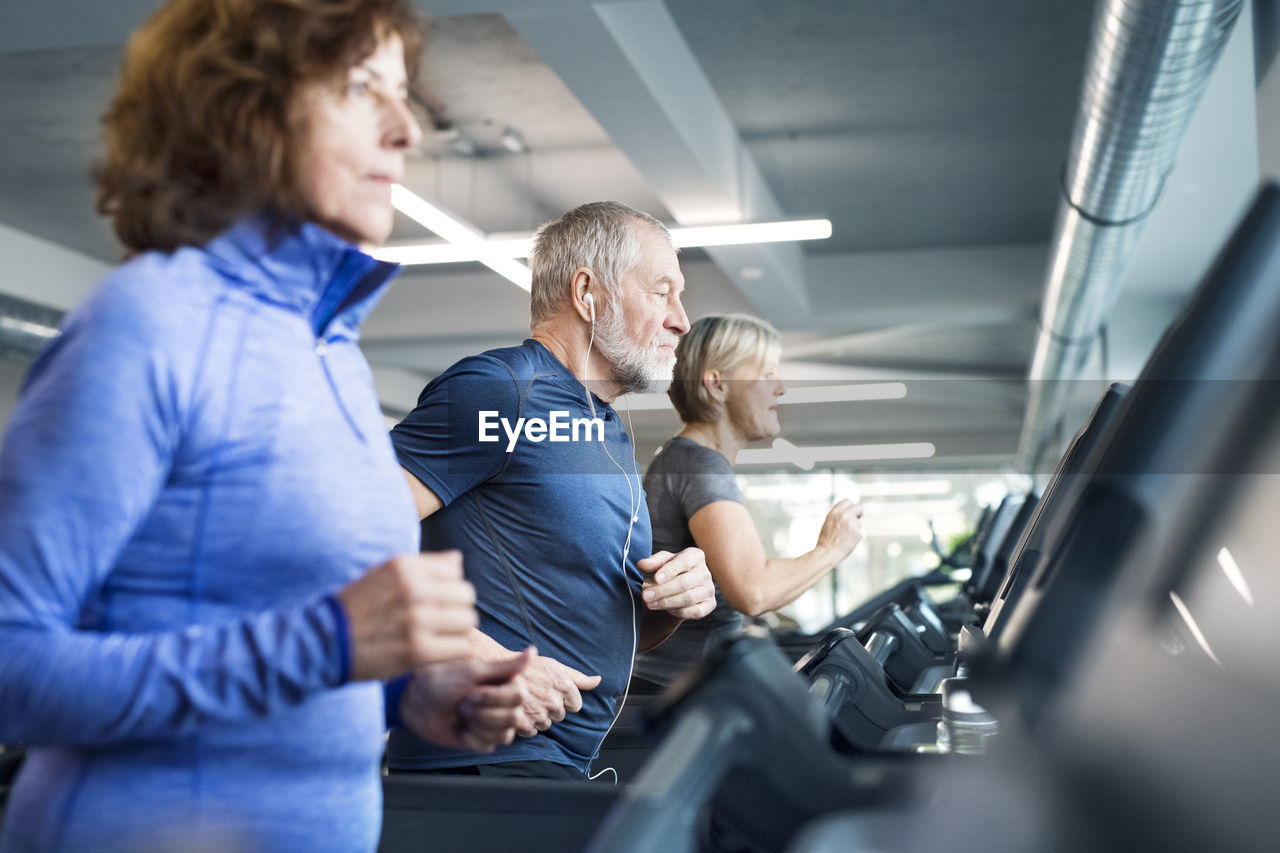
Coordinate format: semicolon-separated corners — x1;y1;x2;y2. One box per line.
95;0;422;254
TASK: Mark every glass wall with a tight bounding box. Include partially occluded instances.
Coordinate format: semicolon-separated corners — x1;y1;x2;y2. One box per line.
736;468;1031;633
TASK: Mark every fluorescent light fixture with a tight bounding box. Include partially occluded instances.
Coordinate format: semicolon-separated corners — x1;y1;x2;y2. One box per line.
770;437;814;471
376;238;532;266
669;219;831;248
781;382;907;405
499;126;528;154
737;441;935;467
621;381;906;412
799;442;935;463
378;214;832;269
383;185;531;290
0;316;58;338
449;134;478;158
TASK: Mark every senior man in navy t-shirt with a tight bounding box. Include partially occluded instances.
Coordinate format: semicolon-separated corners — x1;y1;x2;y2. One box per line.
388;201;717;779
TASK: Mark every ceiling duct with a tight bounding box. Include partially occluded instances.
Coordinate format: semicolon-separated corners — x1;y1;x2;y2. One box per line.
0;292;62;363
1018;0;1244;470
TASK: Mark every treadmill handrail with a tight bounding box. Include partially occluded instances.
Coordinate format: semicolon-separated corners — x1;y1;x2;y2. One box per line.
587;702;755;853
864;631;900;667
808;672;851;720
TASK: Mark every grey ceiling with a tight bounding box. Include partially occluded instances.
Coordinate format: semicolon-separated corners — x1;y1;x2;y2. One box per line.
667;0;1091;253
0;0;1263;471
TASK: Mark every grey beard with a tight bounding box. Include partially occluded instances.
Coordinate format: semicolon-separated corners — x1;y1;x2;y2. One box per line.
614;358;672;395
595;311;674;394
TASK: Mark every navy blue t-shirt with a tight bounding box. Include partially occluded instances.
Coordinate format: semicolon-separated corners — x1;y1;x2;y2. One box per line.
387;339;650;773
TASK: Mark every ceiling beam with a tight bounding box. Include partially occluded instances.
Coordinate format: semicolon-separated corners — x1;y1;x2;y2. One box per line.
0;222;108;310
777;360;1014;383
804;244;1046;331
488;0;811;325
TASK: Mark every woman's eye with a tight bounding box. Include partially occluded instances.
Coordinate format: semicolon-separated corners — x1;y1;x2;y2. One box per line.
348;80;371;97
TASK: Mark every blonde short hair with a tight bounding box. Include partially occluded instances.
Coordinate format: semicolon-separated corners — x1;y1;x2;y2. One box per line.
669;314;781;424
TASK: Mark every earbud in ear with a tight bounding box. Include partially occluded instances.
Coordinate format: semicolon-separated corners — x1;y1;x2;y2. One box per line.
584;291;595;323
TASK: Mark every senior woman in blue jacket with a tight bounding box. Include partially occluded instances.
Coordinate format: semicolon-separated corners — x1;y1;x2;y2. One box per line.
0;1;530;850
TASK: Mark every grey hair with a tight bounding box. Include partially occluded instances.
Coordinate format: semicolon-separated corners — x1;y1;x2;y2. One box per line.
528;201;673;327
669;314;781;425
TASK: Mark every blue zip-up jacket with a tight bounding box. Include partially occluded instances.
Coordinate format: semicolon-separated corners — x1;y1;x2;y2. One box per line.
0;220;419;852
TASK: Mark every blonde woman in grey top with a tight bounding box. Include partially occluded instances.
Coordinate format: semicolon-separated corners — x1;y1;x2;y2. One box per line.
632;314;864;688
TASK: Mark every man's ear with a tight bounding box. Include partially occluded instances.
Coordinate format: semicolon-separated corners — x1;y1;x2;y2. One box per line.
571;268;595;323
702;369;728;402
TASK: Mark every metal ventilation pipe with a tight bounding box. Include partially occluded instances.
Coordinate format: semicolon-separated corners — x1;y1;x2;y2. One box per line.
0;293;62;362
1017;0;1244;470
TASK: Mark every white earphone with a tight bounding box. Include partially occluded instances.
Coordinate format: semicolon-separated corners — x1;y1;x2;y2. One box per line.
575;284;641;777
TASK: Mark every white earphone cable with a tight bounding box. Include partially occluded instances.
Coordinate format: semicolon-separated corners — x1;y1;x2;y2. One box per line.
579;293;641;781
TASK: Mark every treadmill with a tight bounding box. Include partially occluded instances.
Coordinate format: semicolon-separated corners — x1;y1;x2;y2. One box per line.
971;383;1128;654
580;182;1280;853
771;495;1015;664
797;180;1280;853
789;384;1126;754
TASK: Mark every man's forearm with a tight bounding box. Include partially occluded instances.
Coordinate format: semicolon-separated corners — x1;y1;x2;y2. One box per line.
466;626;522;661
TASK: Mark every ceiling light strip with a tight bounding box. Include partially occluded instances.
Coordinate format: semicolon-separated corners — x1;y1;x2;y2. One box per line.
737;442;936;467
781;382;907;404
621;381;908;411
669;219;831;248
0;316;59;338
384;185;532;290
379;213;832;268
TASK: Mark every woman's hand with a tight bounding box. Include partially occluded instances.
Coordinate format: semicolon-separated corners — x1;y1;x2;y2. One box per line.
815;499;864;561
335;551;477;682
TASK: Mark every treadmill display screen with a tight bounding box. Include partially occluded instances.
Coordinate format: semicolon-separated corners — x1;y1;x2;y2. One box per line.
1160;440;1280;703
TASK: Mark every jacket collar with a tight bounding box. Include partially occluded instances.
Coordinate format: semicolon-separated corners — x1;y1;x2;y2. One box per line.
203;218;401;338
